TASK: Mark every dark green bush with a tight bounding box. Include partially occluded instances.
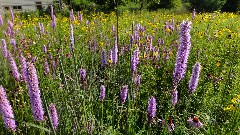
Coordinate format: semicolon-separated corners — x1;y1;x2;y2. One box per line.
188;0;227;12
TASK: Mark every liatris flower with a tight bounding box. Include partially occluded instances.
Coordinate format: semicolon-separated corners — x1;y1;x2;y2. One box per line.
112;38;118;65
78;11;82;22
10;8;14;22
43;45;47;54
49;103;59;130
131;48;140;73
149;36;153;51
70;9;75;21
120;85;128;104
50;5;54;19
80;68;86;81
0;15;3;27
192;9;196;20
171;90;178;106
26;62;44;121
173;20;192;87
148;96;156;123
44;57;50;75
168;116;175;132
39;23;44;34
187;116;203;128
101;49;107;67
0;86;17;131
8;52;20;82
19;53;27;82
189;62;201;94
52;15;56;28
99;85;106;101
10;38;16;48
2;39;8;58
136;74;141;87
70;24;74;51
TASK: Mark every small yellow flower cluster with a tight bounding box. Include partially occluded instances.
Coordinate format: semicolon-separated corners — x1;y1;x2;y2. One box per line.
224;95;240;111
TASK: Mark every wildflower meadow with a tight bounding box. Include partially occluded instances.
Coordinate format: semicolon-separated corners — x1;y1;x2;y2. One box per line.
0;7;240;134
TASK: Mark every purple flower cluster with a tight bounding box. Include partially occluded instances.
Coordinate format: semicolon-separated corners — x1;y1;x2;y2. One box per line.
120;85;128;104
78;11;82;23
99;85;106;101
70;9;75;21
189;62;201;94
173;20;192;87
1;39;8;58
135;74;141;87
49;103;59;130
131;48;140;73
0;86;17;131
148;96;156;122
112;38;118;65
44;57;50;75
52;15;56;28
70;24;74;51
8;52;20;82
26;62;44;121
101;49;107;67
19;53;28;82
0;15;3;27
171;90;178;106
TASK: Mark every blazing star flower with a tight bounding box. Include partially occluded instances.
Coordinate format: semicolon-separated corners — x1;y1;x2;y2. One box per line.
52;15;56;28
112;38;118;65
80;68;86;81
0;86;17;131
19;52;27;82
100;85;106;101
101;49;107;67
70;9;75;21
10;8;14;22
0;15;3;27
44;57;50;75
120;85;128;104
70;24;74;51
189;62;201;94
49;103;59;130
173;20;192;87
78;11;82;22
192;9;196;20
187;116;204;128
148;96;156;123
171;90;178;106
131;48;140;73
50;5;54;19
1;39;8;58
26;62;44;121
136;74;141;87
8;52;20;82
10;38;16;48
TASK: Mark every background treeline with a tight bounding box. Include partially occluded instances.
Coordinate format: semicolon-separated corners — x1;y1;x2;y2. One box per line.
60;0;240;13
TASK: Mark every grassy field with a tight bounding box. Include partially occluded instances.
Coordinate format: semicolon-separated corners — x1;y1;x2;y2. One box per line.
0;9;240;134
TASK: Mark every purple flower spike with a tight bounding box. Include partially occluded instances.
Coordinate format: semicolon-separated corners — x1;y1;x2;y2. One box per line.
50;5;54;19
1;39;8;58
148;96;156;123
101;49;107;67
70;9;75;21
78;11;82;22
131;48;140;73
120;85;128;104
136;74;141;87
70;24;74;51
19;53;28;82
171;90;178;106
0;86;17;131
10;38;16;48
80;68;86;81
43;45;47;54
49;103;59;130
0;15;3;27
10;8;14;22
192;9;196;20
189;62;201;94
8;53;20;82
112;38;118;65
26;62;44;121
44;57;50;75
52;15;56;28
173;20;192;87
100;85;106;101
